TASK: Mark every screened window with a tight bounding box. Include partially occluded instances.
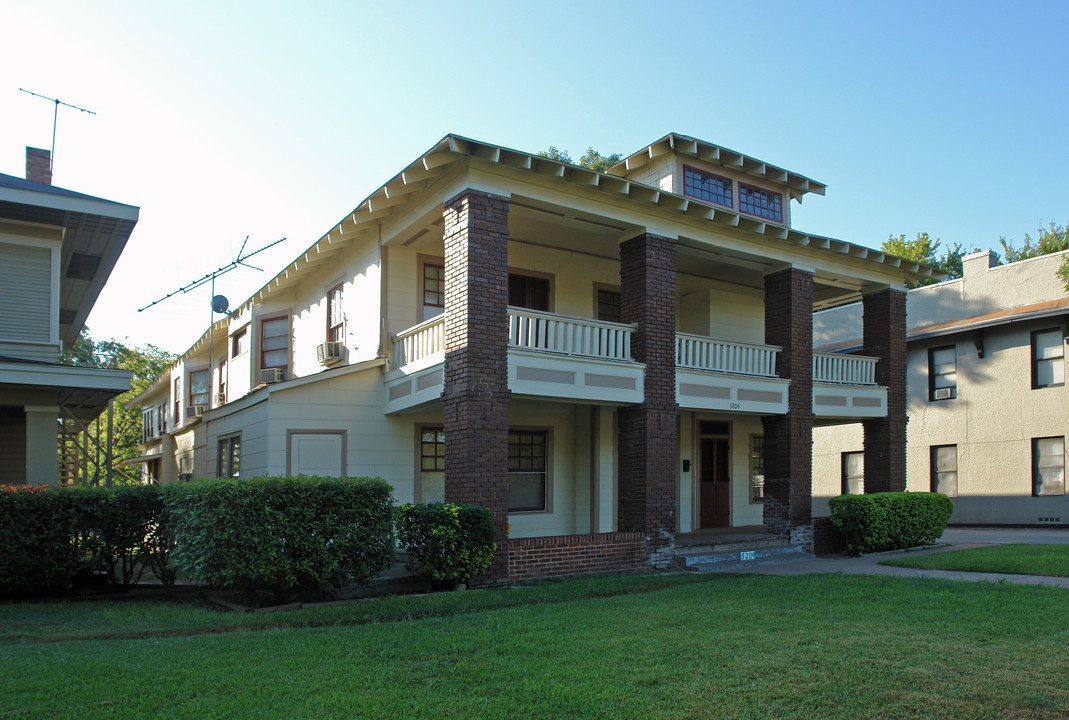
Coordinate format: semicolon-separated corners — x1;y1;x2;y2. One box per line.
1032;437;1065;496
419;427;446;503
508;274;550;311
930;445;958;497
750;436;765;502
188;369;209;407
597;289;622;323
173;377;181;425
231;328;248;358
683;166;733;208
327;284;344;343
218;435;241;479
929;345;957;400
261;317;289;371
1032;329;1064;388
508;430;548;512
841;451;864;495
738;183;783;222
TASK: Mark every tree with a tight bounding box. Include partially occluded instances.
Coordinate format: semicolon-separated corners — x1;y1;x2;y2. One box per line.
880;232;970;288
60;330;176;485
537;146;623;172
999;221;1069;263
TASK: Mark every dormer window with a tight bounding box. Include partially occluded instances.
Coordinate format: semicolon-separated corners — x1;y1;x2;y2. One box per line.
739;183;783;223
683;166;733;208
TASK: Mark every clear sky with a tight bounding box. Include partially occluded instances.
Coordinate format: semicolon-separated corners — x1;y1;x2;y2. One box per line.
2;0;1067;355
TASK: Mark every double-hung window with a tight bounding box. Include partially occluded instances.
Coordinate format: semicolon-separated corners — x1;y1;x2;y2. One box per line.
508;430;548;512
261;318;289;373
596;288;622;323
1032;329;1064;388
929;346;957;400
1032;437;1065;496
930;445;958;497
218;434;241;479
423;263;445;319
327;284;344;343
188;369;209;408
419;427;446;503
841;451;864;495
508;274;550;312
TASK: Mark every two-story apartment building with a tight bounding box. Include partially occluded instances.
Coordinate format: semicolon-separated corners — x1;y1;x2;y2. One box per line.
814;249;1068;525
132;133;935;581
0;149;137;485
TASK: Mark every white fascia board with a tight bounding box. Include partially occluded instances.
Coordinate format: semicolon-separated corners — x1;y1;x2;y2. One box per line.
0;362;131;392
0;187;139;223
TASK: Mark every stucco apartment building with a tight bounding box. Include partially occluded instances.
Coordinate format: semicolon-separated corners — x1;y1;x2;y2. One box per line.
0;149;136;485
814;249;1069;525
131;133;936;581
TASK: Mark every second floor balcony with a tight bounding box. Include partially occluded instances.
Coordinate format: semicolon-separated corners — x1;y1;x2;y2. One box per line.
384;308;887;418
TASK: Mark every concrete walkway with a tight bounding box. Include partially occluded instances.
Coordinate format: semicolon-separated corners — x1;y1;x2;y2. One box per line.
726;527;1069;589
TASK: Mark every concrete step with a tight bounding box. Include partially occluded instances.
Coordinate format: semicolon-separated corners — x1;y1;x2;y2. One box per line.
674;543;811;572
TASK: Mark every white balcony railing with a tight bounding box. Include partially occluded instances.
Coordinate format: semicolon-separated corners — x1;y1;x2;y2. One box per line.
508;307;633;361
813;352;878;385
393;315;445;367
675;333;780;378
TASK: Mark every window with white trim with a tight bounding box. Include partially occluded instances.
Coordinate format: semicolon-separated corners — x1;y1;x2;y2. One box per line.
261;317;289;372
327;284;344;343
1032;437;1065;496
929;345;957;400
189;369;209;408
1032;329;1064;389
419;427;446;503
930;445;958;497
508;429;548;512
841;451;864;495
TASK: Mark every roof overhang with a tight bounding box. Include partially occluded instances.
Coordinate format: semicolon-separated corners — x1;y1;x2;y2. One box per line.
0;360;131;421
0;176;139;349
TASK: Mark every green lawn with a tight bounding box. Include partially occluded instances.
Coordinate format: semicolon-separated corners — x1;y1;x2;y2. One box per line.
879;544;1069;578
2;573;1068;719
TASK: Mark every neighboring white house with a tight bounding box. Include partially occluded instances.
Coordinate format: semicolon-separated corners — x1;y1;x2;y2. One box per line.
813;249;1069;525
0;149;137;485
132;132;935;580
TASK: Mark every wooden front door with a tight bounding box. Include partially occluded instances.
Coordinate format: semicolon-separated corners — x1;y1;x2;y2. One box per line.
699;437;730;528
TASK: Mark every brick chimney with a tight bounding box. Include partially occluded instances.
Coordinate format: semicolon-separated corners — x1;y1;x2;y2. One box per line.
26;147;52;185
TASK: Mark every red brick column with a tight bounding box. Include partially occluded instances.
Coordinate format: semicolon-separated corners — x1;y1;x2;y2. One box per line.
442;189;511;584
761;268;814;542
618;233;678;562
862;288;907;493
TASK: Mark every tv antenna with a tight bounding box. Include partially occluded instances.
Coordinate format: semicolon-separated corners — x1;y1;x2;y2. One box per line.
139;235;286;410
19;88;97;174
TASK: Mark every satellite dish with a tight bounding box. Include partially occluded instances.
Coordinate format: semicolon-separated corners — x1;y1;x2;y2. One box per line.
211;295;230;314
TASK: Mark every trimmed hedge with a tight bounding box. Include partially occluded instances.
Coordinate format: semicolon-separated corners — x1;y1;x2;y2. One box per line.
165;476;396;601
829;491;954;555
395;502;496;585
0;485;84;596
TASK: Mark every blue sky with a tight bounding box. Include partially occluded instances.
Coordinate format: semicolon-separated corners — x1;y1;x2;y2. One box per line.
3;0;1067;353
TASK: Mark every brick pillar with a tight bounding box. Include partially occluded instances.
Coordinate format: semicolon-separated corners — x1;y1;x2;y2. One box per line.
617;233;677;563
862;288;907;493
442;189;511;584
761;268;814;543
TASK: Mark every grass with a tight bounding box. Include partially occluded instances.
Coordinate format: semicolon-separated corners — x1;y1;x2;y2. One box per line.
879;544;1069;578
2;573;1068;719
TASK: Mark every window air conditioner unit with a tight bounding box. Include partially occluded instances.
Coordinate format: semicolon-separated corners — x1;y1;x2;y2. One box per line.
216;392;227;405
260;368;285;384
933;387;952;400
317;341;344;365
187;405;207;419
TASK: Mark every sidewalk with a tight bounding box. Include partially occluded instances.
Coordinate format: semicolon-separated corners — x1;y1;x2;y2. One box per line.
727;526;1069;588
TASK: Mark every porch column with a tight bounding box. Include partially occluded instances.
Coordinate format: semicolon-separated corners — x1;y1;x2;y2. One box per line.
761;268;814;545
25;405;60;485
862;288;907;493
617;232;678;562
442;189;511;584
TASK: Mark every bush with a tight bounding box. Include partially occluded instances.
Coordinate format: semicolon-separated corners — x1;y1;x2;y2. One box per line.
395;503;496;586
829;491;954;555
164;476;395;602
0;485;84;596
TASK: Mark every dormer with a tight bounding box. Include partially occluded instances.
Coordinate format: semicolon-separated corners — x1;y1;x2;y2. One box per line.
607;133;827;229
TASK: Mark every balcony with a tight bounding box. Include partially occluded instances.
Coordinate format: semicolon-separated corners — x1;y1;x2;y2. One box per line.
675;333;789;414
812;352;886;418
384;308;644;413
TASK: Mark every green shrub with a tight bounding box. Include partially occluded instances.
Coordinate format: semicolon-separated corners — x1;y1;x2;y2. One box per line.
0;485;84;596
395;503;496;585
164;476;395;601
830;491;954;555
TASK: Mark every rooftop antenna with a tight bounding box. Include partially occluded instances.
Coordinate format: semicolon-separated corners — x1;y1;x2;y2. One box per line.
139;235;287;411
19;88;96;174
